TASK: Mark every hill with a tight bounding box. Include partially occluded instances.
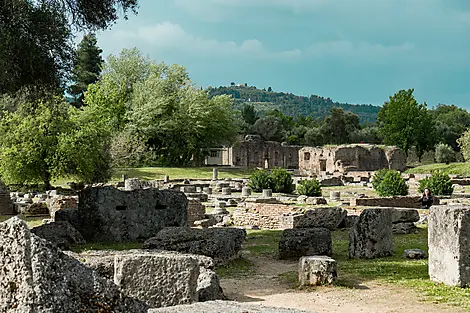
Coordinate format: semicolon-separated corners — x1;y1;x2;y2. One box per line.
207;86;380;123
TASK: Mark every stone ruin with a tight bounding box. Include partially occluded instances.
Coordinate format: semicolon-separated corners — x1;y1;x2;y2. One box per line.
351;195;440;209
55;186;188;242
299;144;406;177
0;180;14;215
428;205;470;287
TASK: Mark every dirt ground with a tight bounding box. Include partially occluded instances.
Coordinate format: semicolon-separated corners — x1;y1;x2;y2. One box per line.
220;255;467;313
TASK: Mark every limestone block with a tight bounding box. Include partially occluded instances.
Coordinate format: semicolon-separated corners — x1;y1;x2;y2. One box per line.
114;253;199;308
143;227;246;265
392;222;417;234
279;207;347;230
298;256;337;286
403;249;427;259
429;205;470;287
391;208;419;223
221;187;231;195
348;208;393;259
242;187;252;197
279;228;332;260
0;217;147;313
330;191;340;200
181;185;197;193
197;267;226;301
31;221;85;250
262;189;273;197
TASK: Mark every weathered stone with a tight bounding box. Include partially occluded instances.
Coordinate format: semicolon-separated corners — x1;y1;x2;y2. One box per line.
197;267;226;301
279;228;332;260
124;177;141;190
298;256;337;286
428;205;470;287
202;187;213;194
403;249;427;259
221;187;231;195
391;208;420;223
351;196;440;209
114;253;199;308
305;197;328;205
0;181;14;215
46;196;78;219
242;187;252;197
69;249;225;303
149;300;315;313
22;202;49;216
212;168;218;180
55;186;188;242
262;189;273;197
348;208;393;259
0;217;147;313
319;177;343;187
330;191;340;200
393;222;417;234
31;221;85;250
188;199;206;227
181;185;197;193
143;227;246;265
279;207;347;230
338;215;359;228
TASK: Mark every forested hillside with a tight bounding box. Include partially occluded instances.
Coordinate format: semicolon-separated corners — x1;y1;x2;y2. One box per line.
207;85;380;123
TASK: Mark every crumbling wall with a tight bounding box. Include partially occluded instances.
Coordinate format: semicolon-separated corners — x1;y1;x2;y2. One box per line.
232;204;299;229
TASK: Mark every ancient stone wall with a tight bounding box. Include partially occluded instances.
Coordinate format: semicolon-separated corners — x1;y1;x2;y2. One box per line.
232;204;299;229
55;186;188;242
350;196;440;209
229;135;301;169
299;144;406;176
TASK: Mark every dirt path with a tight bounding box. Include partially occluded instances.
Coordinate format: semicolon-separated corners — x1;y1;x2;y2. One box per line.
220;255;467;313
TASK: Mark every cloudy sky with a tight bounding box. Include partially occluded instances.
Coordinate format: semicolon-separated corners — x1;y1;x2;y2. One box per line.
95;0;470;108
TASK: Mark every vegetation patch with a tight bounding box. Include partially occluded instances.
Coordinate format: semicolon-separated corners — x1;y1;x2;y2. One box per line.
216;257;256;278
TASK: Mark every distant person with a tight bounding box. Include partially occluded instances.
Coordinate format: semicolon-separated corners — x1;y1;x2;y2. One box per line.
418;188;433;209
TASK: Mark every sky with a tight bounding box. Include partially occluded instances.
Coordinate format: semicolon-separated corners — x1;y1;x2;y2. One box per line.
94;0;470;108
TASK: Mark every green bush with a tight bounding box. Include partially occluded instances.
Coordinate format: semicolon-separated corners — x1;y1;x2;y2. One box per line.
375;170;408;196
372;168;393;190
296;179;322;197
434;143;455;164
418;172;453;196
270;168;294;193
248;170;273;192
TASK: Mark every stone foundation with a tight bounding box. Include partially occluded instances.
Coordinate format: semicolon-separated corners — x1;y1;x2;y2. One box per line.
232;204;299;229
351;196;439;208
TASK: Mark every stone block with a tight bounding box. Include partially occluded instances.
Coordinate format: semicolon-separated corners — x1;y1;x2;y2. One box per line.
242;187;252;197
55;186;188;242
279;228;332;260
298;256;337;286
143;227;246;265
31;221;85;250
391;208;419;223
221;187;231;195
429;205;470;287
393;222;417;234
348;208;393;259
262;189;273;197
114;253;199;308
403;249;427;259
279;207;347;230
0;217;147;313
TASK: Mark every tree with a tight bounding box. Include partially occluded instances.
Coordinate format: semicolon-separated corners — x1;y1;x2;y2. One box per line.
0;0;73;94
0;0;138;95
320;107;360;144
267;86;272;92
431;104;470;151
251;116;285;142
0;97;110;188
68;33;103;107
125;60;239;166
457;129;470;161
377;89;433;157
241;104;258;126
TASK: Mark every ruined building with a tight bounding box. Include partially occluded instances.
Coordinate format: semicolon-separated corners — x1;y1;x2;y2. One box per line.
206;135;301;169
299;144;406;176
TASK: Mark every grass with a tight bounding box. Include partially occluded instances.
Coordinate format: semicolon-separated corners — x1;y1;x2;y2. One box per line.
235;227;470;311
216;257;257;278
406;162;470;176
111;167;253;182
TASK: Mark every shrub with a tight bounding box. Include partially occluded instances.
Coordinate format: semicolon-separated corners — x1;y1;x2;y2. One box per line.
419;172;453;196
248;169;273;192
270;168;294;193
296;179;322;197
434;143;455;164
372;168;392;190
375;170;408;196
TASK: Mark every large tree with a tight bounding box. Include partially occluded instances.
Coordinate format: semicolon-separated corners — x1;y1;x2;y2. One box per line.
0;97;111;188
68;33;103;107
431;104;470;151
377;88;435;158
0;0;138;95
319;107;360;144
